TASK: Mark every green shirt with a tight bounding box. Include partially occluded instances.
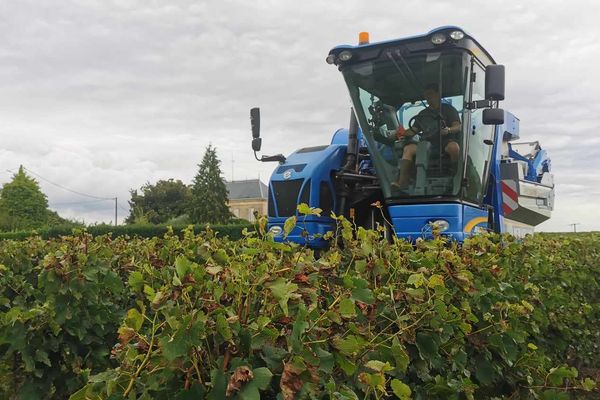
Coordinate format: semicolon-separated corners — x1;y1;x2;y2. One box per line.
415;103;460;139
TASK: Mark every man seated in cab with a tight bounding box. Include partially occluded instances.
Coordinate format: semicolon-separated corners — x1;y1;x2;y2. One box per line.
393;83;461;189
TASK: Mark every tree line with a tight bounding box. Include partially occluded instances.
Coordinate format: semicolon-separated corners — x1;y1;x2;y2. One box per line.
126;144;233;225
0;145;233;232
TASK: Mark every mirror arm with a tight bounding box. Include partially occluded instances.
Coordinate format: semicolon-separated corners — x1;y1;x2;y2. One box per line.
260;154;286;163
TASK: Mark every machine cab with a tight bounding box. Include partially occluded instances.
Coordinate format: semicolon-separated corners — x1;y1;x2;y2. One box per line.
328;27;500;209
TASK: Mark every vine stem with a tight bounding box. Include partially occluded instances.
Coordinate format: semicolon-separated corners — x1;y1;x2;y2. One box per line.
123;313;158;397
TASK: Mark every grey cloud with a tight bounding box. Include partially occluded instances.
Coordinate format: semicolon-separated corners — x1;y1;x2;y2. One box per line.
1;0;599;230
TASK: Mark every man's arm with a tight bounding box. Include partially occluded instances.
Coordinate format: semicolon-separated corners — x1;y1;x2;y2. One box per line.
441;104;461;136
441;121;461;135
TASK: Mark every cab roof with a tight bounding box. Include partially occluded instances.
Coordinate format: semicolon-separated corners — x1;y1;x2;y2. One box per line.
327;26;496;67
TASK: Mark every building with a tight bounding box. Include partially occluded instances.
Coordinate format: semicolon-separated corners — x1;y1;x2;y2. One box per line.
226;179;268;222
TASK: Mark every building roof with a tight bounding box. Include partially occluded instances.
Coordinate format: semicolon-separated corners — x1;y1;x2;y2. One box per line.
226;179;268;200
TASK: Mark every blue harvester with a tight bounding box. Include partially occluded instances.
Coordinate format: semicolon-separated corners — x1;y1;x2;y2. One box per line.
250;27;554;247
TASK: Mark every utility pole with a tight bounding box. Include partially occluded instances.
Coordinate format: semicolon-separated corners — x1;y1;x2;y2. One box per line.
568;223;580;233
114;197;118;226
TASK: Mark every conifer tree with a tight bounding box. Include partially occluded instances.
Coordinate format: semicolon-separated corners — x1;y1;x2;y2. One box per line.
0;166;50;230
189;145;232;224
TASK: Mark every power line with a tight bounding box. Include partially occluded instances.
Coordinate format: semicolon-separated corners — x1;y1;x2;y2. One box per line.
20;166;114;200
49;198;112;207
7;166;119;225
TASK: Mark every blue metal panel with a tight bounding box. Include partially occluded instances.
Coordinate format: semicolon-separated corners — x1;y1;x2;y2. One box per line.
388;203;464;241
330;127;366;147
388;203;488;242
462;205;488;235
268;140;346;247
267;217;334;249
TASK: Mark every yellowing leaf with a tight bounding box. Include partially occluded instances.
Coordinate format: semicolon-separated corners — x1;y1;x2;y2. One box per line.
364;360;393;373
527;343;538;350
297;203;322;216
125;309;144;331
283;216;297;237
427;274;445;288
407;273;425;288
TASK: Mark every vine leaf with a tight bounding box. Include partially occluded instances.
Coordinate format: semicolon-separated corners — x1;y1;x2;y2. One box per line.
267;278;298;316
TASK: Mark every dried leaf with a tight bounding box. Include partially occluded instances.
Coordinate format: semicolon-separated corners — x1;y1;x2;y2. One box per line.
279;363;304;400
226;366;254;396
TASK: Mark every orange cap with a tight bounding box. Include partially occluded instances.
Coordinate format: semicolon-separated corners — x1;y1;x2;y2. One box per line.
358;32;370;45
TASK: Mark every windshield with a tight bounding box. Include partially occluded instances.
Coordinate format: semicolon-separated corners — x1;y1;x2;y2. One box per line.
343;50;470;201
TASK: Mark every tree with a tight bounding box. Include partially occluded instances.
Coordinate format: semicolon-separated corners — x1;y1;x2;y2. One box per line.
0;166;50;231
125;179;192;224
189;145;232;224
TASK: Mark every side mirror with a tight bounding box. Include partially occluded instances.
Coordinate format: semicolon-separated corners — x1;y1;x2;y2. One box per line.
250;107;260;138
483;108;505;125
252;137;262;152
485;65;505;101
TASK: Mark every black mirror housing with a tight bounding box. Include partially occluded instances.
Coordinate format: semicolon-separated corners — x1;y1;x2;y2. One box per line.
250;107;260;138
485;65;505;101
483;108;505;125
252;137;262;152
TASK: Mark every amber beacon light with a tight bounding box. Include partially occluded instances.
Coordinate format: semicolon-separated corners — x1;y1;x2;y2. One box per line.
358;31;370;45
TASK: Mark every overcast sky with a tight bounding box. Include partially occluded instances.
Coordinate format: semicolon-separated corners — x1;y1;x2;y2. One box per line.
1;0;599;231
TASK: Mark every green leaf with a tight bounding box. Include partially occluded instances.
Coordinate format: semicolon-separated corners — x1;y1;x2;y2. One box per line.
216;313;233;341
207;369;227;400
548;366;578;386
391;379;412;399
172;274;182;286
339;298;356;318
128;271;144;291
175;256;191;277
88;369;119;383
143;284;155;301
391;338;410;372
541;390;570;400
249;367;273;390
582;377;596;391
351;288;374;305
68;385;93;400
267;277;298;316
335;352;357;376
175;384;206;400
34;350;51;367
474;357;496;385
214;248;229;265
160;329;188;361
333;335;363;357
290;304;308;352
317;348;335;374
237;367;273;400
415;333;438;360
125;308;144;331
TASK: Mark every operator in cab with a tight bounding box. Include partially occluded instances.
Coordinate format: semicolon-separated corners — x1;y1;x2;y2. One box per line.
393;83;461;189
